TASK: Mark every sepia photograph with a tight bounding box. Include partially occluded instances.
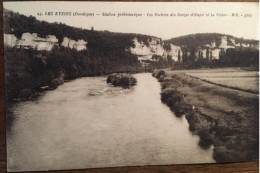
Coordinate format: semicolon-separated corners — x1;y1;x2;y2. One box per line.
3;1;259;172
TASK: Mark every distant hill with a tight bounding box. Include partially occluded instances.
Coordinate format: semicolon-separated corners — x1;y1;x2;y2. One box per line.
3;9;159;49
162;33;258;69
165;33;259;50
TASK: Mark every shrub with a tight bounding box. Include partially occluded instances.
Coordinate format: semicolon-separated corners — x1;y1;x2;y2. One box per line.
153;69;166;79
107;73;137;86
161;88;186;117
18;88;33;100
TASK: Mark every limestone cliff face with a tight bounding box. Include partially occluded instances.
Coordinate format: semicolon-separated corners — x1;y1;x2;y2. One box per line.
229;37;258;49
166;35;259;61
198;36;258;60
4;33;59;51
129;34;259;62
211;49;221;59
129;37;164;61
4;34;18;47
61;37;87;51
164;44;183;62
4;32;258;62
219;36;235;50
4;33;87;51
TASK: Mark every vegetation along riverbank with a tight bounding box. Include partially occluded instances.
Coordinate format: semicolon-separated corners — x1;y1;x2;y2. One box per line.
107;73;137;86
153;68;259;163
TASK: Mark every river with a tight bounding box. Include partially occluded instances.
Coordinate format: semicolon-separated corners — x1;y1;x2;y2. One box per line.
7;73;214;172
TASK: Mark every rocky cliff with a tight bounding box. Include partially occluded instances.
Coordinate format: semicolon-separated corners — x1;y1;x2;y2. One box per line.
4;32;258;65
4;33;87;51
61;37;87;51
129;37;164;61
165;34;259;61
164;44;183;61
128;34;259;63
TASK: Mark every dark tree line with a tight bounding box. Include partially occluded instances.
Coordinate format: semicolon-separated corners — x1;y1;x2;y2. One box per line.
219;48;259;67
172;47;259;70
4;46;145;101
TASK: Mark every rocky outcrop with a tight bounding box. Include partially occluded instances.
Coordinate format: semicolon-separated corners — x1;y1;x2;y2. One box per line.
4;31;258;63
219;36;235;50
130;37;164;61
61;37;87;51
4;34;18;47
4;33;87;51
133;33;259;62
165;34;259;62
4;32;58;50
211;49;221;59
164;44;183;62
19;33;58;50
230;38;240;47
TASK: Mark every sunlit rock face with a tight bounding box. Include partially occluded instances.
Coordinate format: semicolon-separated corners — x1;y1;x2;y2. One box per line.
130;37;164;61
4;33;59;51
219;36;235;50
4;33;18;47
18;33;59;51
241;43;250;47
230;38;241;47
219;36;258;49
4;33;88;51
192;36;259;60
61;37;87;51
230;38;258;49
201;49;207;59
167;44;183;61
204;41;216;48
75;40;88;51
211;49;221;59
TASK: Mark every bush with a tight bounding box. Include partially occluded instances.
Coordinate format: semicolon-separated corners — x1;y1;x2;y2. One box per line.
152;69;166;81
107;73;137;86
161;88;186;117
18;88;33;100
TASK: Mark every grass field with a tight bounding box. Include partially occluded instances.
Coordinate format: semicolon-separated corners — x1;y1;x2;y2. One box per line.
183;68;259;94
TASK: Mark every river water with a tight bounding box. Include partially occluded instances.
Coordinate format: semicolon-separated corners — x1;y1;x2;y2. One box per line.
7;73;214;172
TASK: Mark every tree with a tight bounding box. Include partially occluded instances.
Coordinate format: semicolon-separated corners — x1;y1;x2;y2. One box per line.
206;48;209;60
178;50;181;62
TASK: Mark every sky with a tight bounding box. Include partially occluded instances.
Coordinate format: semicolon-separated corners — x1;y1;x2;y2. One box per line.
3;1;259;40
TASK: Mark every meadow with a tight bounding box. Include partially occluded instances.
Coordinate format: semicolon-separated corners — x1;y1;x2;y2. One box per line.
183;68;258;94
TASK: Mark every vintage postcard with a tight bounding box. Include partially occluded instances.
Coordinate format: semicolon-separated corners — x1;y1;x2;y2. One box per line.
3;1;259;172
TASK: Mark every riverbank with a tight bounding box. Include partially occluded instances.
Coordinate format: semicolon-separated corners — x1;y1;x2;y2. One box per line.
7;73;214;171
153;69;259;163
